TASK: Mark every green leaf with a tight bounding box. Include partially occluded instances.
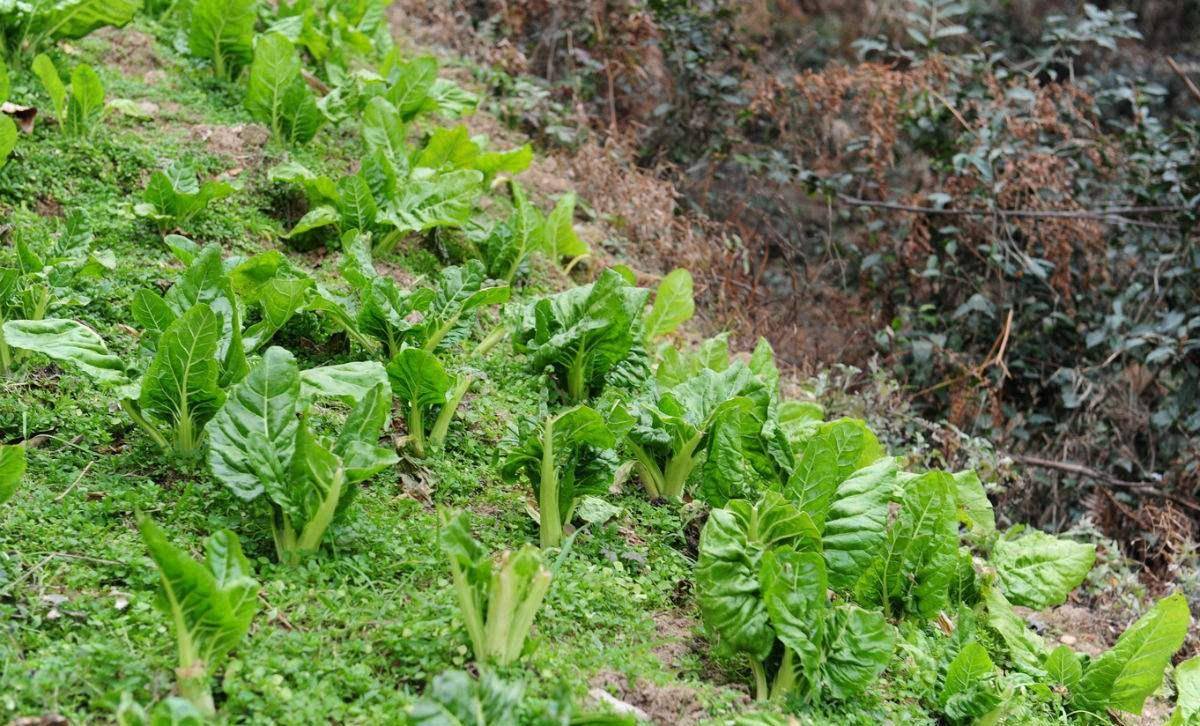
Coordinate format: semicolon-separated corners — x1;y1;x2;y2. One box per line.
362;97;407;161
952;469;996;542
940;641;1001;720
983;586;1047;677
418;261;510;351
64;63;104;136
992;530;1095;609
1075;593;1190;716
0;115;15;167
139;304;224;451
643;268;694;344
387;347;453;410
408;669;524;725
386;56;438;120
188;0;256;79
1044;645;1082;691
40;0;140;41
786;418;885;531
1169;656;1200;725
32;54;67;120
821;457;897;591
761;549;827;689
139;162;235;229
3;318;127;383
0;444;25;507
820;604;895;700
298;361;389;406
207;346;301;501
541;192;588;262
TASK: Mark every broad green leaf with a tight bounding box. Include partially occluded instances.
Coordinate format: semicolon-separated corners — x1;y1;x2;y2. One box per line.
0;114;14;166
1044;645;1082;691
992;530;1095;609
64;63;104;136
41;0;140;41
1075;593;1190;716
382;169;482;233
386;347;453;409
643;268;694;344
984;587;1047;676
408;669;524;725
761;549;826;688
188;0;256;79
952;469;996;542
3;318;127;383
821;604;895;700
207;347;300;501
473;143;532;181
940;641;1001;720
412;125;477;170
822;457;897;590
387;56;438;120
32;54;67;120
285;206;339;238
362;97;406;160
1168;656;1200;725
298;361;388;406
139;304;224;444
337;174;378;231
696;502;775;660
542;192;587;261
0;443;25;506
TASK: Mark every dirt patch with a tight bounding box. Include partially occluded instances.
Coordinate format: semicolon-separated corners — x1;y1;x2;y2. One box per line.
649;610;699;670
97;27;162;79
1018;603;1117;657
36;196;63;218
589;670;710;725
187;123;271;165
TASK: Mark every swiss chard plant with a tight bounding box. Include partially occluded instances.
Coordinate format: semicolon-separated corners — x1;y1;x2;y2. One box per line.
696;492;895;702
207;346;397;563
319;238;508;360
512;268;650;402
0;443;25;506
134;162;236;232
499;404;624;548
642;268;694;347
386;347;470;457
244;32;325;145
187;0;255;79
138;515;258;717
622;360;769;501
439;509;552;666
476;181;585;283
0;0;140;62
265;0;395;84
31;54;105;136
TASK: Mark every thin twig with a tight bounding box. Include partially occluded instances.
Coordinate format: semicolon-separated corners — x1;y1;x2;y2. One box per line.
1010;453;1200;514
835;193;1192;222
1166;57;1200;105
53;461;93;502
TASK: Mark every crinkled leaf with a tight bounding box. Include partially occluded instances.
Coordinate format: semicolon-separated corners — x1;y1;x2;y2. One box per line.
139;304;224;436
820;604;895;700
3;318;126;383
940;641;1001;720
992;530;1094;609
822;457;897;590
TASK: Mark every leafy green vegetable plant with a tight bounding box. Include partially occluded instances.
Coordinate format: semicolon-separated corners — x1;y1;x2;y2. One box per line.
696;492;895;702
31;54;105;136
513;268;650;402
439;510;551;666
499;404;623;548
478;181;585;283
623;361;768;500
135;162;236;232
643;268;694;346
207;347;397;563
386;347;466;457
187;0;255;79
244;32;325;144
138;515;258;717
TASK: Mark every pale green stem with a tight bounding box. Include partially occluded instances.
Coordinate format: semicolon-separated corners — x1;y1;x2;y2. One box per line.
408;402;426;457
119;398;170;452
662;432;704;499
430;375;473;448
750;658;769;702
539;415;561;549
472;324;507;358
